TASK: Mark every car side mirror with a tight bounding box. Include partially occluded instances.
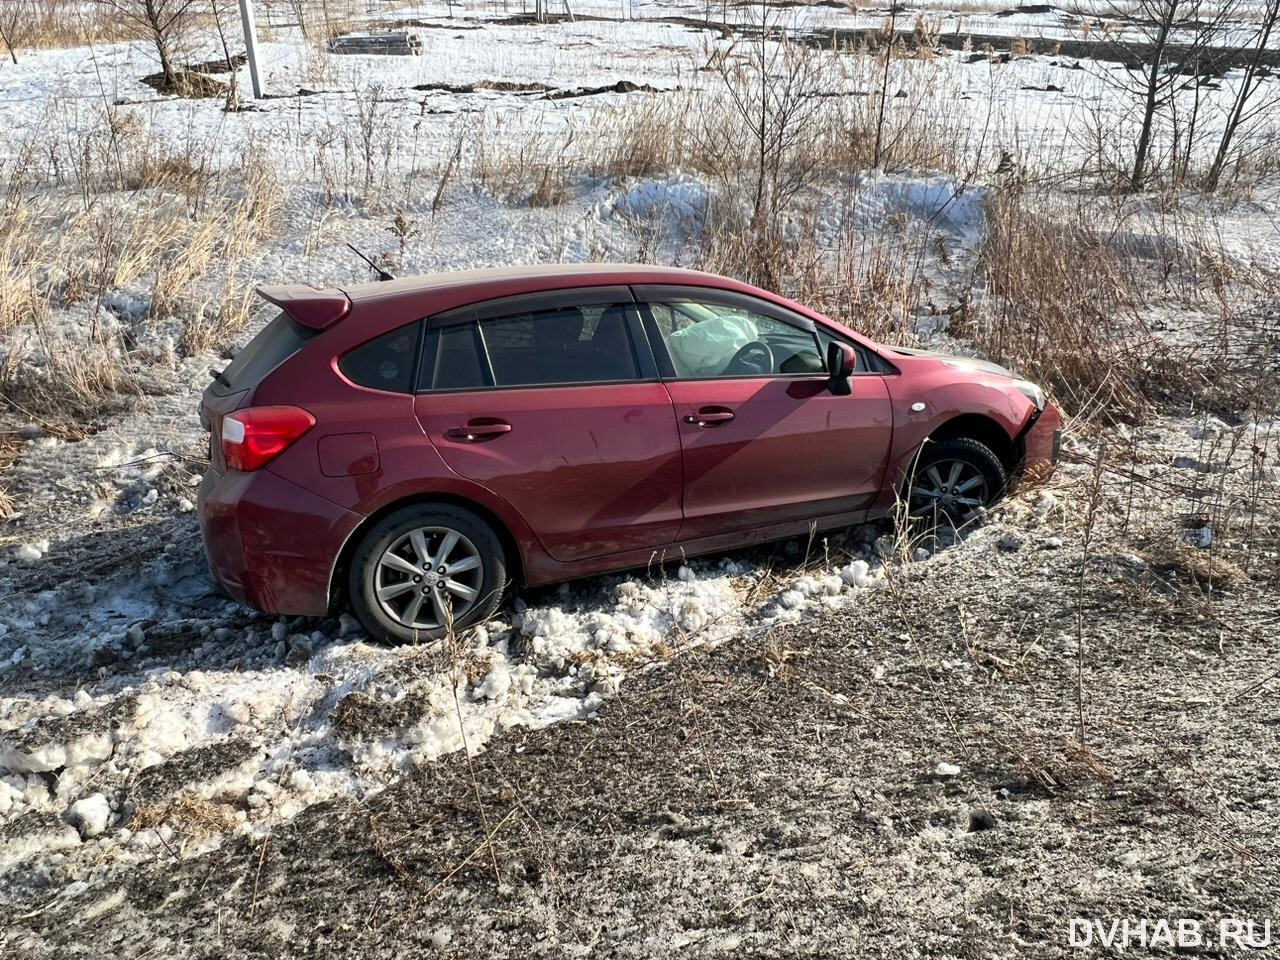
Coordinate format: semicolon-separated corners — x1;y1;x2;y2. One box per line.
827;342;856;396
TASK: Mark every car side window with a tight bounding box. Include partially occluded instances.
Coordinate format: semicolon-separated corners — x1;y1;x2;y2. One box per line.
339;323;421;393
479;303;639;387
644;300;825;379
422;323;488;391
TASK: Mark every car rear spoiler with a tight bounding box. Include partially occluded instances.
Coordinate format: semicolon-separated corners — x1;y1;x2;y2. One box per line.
256;284;351;331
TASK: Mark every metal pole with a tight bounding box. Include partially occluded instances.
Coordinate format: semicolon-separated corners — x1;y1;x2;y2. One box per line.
238;0;264;99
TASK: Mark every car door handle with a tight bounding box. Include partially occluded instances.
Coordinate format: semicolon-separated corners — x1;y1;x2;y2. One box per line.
446;420;512;441
684;408;735;426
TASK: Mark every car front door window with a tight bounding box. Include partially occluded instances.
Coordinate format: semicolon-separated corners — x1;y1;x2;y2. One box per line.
647;301;825;379
635;288;891;542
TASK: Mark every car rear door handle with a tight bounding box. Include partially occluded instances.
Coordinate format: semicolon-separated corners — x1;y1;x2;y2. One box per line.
684;408;735;426
446;420;512;441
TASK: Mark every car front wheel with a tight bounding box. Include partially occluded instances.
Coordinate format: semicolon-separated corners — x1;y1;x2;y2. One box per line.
348;504;508;644
906;437;1008;527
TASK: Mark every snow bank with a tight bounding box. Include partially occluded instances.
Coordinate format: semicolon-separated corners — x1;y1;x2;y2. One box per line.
605;173;711;225
0;530;900;893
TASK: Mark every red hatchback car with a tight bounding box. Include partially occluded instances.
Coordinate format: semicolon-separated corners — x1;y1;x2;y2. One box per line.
198;264;1061;643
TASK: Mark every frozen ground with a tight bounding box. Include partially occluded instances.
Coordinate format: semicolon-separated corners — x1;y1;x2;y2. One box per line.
5;2;1279;181
3;455;1278;956
1;2;1279;954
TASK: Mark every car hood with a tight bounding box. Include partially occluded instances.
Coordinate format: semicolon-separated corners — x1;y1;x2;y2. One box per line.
888;347;1014;379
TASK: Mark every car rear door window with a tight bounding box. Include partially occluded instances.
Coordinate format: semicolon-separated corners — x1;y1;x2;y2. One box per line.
644;300;824;379
479;303;639;387
419;323;488;391
339;323;422;393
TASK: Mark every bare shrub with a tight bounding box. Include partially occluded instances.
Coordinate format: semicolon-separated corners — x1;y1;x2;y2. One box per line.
709;21;832;236
0;0;29;62
1087;0;1244;190
91;0;200;89
1206;0;1280;190
594;53;992;190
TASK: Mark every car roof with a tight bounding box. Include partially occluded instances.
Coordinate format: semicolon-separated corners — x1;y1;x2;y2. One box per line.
339;263;747;305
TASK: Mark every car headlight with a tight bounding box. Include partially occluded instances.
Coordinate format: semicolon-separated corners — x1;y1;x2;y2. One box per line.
1011;378;1045;410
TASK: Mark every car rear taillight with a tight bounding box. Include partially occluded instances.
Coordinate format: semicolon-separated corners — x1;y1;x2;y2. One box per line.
222;406;315;472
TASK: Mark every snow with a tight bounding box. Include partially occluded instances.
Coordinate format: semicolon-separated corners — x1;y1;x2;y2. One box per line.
11;541;49;563
840;560;873;588
65;794;112;840
0;519;902;889
607;173;711;226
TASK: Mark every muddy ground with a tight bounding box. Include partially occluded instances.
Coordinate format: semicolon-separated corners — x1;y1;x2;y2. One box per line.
3;511;1275;958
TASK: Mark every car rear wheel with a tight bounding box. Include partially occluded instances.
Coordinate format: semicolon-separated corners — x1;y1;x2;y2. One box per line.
348;504;507;644
907;437;1008;527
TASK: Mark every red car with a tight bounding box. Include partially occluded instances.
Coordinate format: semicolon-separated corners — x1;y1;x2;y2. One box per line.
198;264;1061;643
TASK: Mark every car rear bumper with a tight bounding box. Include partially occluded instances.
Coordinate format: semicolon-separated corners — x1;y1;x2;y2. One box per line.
1020;402;1063;476
198;466;364;617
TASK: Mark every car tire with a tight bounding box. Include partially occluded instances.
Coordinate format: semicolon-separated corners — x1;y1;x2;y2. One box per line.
905;437;1008;527
348;503;508;645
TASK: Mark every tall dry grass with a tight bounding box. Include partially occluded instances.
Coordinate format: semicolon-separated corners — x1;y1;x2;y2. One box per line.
0;104;284;426
964;184;1277;423
0;0;121;53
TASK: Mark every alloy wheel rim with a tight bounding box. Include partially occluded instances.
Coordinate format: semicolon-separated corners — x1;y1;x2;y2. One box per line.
909;459;989;524
374;526;483;630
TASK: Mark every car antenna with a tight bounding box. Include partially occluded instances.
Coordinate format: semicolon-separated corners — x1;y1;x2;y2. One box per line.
347;243;394;282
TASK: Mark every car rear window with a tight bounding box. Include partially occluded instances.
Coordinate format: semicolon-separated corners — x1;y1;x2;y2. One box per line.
339;323;421;393
215;312;317;395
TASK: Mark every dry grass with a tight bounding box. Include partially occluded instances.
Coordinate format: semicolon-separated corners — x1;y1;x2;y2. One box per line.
0;431;18;519
448;38;1001;213
0;111;284;426
0;325;151;424
132;794;239;842
0;209;47;336
592;55;988;186
1140;540;1251;593
961;186;1258;422
0;0;120;52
